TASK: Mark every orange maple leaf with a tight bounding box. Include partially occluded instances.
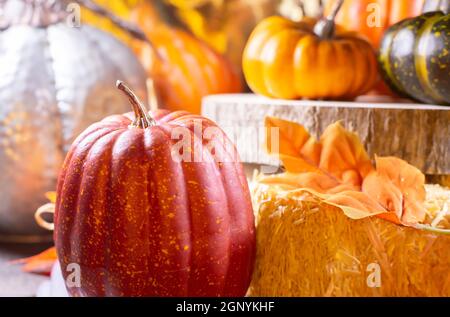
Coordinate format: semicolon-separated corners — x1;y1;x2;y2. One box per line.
261;117;426;226
11;247;57;276
362;156;426;225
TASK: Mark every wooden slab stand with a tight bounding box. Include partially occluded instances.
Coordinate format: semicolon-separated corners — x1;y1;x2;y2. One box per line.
202;94;449;176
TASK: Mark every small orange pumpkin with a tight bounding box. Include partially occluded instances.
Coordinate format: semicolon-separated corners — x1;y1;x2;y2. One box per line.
242;0;379;100
131;2;242;114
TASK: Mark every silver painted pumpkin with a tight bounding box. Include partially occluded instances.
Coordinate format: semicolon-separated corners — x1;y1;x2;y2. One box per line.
0;0;148;239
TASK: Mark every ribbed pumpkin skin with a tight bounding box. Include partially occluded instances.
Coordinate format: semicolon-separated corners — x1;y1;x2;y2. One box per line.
242;16;379;100
55;110;255;297
131;3;242;114
379;12;450;105
325;0;425;48
140;28;242;113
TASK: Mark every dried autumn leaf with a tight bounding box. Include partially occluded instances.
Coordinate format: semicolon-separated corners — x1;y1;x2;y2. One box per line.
261;117;427;226
320;190;387;219
362;172;403;224
45;191;57;204
259;172;358;194
265;117;372;185
11;247;57;276
362;156;426;225
265;116;321;173
319;122;373;186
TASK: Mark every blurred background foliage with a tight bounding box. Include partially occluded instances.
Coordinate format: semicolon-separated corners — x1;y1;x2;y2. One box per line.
80;0;140;44
81;0;323;73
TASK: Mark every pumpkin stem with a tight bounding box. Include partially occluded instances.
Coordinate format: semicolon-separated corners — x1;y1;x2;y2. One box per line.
116;81;156;129
76;0;163;61
313;0;343;39
297;0;306;17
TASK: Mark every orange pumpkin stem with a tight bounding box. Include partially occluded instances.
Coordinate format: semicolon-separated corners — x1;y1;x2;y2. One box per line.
116;81;156;129
313;0;344;39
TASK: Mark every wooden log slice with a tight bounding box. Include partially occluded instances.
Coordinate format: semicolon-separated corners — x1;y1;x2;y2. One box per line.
202;94;450;176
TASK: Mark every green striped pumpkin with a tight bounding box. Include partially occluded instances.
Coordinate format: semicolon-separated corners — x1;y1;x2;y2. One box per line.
379;4;449;105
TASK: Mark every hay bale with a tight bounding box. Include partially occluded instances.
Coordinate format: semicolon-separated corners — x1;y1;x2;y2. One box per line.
249;184;450;297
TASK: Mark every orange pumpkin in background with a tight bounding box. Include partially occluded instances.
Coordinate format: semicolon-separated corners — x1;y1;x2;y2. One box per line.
242;0;379;100
324;0;425;48
130;2;242;114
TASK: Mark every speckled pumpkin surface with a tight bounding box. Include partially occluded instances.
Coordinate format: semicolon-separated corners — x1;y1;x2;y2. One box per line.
379;11;450;105
55;107;255;297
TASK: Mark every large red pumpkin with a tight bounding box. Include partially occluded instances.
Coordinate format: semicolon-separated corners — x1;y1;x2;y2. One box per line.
54;82;255;296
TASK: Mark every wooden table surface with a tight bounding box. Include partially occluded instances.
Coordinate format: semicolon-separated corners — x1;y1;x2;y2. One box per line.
0;242;53;297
